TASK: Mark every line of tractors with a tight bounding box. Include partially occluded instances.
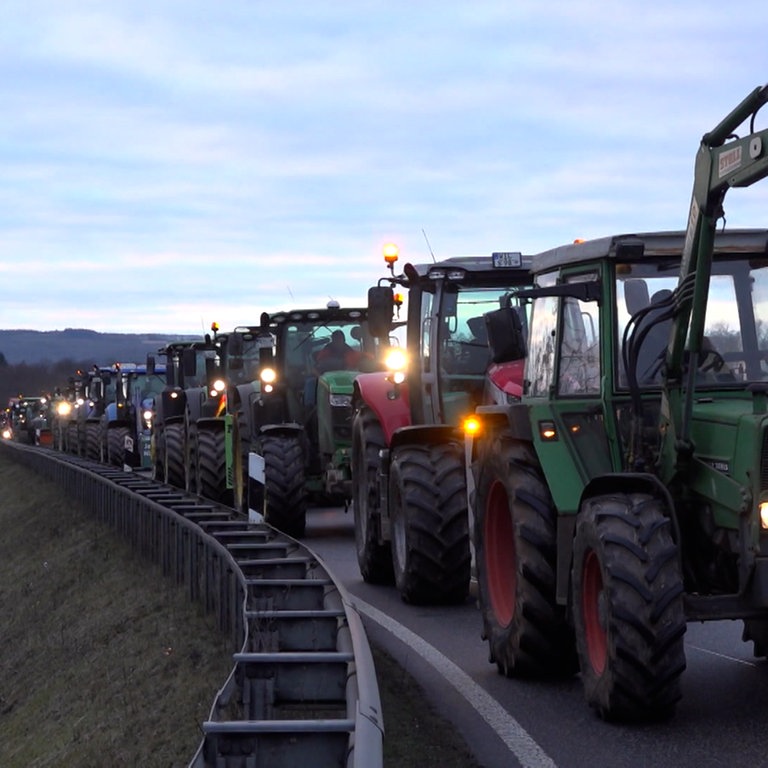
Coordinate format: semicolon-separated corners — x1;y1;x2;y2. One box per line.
8;85;768;723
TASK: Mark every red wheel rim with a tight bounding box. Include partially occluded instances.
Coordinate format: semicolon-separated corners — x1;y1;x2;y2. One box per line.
484;480;516;627
582;549;607;674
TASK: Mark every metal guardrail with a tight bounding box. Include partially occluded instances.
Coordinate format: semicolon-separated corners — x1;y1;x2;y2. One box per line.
1;441;384;767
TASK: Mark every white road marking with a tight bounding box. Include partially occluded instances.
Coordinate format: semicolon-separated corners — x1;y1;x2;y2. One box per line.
353;596;558;768
686;643;759;667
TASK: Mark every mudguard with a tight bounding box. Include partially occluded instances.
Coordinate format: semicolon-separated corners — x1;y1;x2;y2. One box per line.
354;371;411;445
486;360;524;401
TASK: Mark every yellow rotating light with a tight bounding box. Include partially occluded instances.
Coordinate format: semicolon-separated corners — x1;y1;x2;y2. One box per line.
260;367;277;384
383;242;399;265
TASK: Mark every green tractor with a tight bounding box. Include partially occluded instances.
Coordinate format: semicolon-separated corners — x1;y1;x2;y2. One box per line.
470;85;768;720
241;302;379;537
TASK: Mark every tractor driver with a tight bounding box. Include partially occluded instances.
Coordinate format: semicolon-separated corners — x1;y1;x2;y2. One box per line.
313;330;361;374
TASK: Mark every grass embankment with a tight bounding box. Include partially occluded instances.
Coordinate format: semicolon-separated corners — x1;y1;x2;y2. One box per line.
0;455;480;767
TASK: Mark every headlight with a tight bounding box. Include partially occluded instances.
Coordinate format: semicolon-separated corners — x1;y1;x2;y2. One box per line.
260;367;277;384
760;501;768;530
385;348;407;372
211;379;226;393
329;394;353;407
142;409;153;422
56;401;72;416
2;428;11;439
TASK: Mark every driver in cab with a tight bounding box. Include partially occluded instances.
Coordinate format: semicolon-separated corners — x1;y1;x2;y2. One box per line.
313;330;361;374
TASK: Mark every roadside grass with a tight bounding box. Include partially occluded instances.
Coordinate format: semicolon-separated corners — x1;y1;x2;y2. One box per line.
0;454;481;767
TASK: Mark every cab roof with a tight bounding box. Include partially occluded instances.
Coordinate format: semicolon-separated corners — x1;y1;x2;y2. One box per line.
405;254;534;284
532;229;768;274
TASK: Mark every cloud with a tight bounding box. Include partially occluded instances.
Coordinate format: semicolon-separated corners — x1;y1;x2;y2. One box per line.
0;1;766;334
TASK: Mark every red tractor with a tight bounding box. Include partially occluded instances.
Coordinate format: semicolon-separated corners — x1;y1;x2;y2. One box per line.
351;245;531;603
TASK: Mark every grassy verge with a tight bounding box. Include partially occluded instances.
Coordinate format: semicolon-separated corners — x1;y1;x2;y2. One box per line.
0;454;481;767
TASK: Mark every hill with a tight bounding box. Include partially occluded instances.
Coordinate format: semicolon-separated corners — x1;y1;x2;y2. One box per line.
0;451;480;767
0;328;201;366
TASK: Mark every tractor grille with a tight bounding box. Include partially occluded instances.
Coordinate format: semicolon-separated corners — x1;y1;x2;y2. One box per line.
332;405;353;442
761;427;768;491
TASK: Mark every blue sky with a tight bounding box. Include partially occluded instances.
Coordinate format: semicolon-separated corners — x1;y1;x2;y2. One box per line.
2;1;767;334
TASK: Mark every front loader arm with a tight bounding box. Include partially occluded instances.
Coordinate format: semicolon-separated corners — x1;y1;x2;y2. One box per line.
662;84;768;475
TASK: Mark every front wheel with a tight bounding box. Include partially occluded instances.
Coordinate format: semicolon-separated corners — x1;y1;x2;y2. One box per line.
164;421;185;489
107;426;130;467
571;492;686;721
389;442;469;605
84;422;101;461
261;432;307;538
474;435;575;676
152;425;165;481
197;422;230;505
351;407;393;583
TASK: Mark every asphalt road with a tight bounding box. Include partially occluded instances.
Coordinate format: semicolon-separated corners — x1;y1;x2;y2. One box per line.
303;505;768;768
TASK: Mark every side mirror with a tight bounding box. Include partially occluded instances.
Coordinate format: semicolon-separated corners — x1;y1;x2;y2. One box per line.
485;307;526;363
228;333;243;357
368;286;394;338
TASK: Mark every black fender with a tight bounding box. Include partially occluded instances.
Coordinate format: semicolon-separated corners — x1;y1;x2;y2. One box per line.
390;423;462;453
258;422;305;441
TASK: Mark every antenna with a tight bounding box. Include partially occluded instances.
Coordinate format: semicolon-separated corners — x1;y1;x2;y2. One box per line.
287;285;294;300
422;229;437;262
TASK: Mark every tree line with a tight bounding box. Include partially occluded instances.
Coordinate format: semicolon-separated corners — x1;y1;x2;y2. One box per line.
0;357;94;408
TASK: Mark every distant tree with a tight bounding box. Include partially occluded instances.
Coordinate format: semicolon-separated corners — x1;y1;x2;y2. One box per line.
0;359;92;406
0;351;7;367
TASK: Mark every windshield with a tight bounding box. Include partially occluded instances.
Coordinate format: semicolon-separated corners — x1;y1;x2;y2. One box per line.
616;256;768;387
281;319;374;374
134;373;166;398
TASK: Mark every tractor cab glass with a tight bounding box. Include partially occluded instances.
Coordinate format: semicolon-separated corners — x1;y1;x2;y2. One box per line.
616;256;768;388
277;318;376;382
416;282;530;424
227;330;274;383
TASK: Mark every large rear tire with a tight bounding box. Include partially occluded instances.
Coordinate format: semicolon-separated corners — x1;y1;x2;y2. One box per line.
474;435;576;677
351;407;393;583
197;423;231;505
389;442;470;605
165;421;185;489
262;432;307;538
572;492;686;721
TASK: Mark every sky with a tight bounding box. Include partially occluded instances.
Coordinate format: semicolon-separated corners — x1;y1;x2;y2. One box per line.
2;1;768;335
